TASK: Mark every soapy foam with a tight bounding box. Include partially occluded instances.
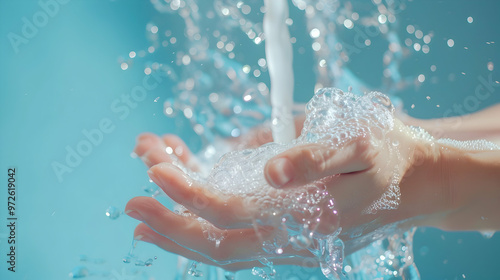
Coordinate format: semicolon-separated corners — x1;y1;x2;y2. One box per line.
198;88;402;279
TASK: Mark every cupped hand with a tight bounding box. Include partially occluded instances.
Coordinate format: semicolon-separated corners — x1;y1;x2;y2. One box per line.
126;133;321;271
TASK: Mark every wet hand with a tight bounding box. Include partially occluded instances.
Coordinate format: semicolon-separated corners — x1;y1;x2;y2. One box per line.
126;133;319;270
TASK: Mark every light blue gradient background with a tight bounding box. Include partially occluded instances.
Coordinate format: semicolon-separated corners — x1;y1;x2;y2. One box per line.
1;0;500;279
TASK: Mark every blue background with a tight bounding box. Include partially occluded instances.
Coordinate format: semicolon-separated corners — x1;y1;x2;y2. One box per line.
1;0;500;279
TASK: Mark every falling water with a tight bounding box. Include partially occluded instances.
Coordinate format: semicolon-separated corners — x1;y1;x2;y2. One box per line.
263;0;296;144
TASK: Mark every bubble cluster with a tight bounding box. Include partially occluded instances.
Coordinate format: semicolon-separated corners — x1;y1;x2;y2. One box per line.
207;88;394;196
436;138;500;151
200;88;403;279
344;227;419;279
208;88;397;211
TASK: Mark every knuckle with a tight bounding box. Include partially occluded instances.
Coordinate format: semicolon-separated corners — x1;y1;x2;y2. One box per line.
351;136;376;164
301;146;328;177
191;192;210;210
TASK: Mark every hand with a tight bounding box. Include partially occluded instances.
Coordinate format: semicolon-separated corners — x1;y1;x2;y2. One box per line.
126;133;320;271
263;119;442;253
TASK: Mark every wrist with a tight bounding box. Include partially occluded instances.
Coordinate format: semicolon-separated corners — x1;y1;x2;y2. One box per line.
388;137;447;228
431;144;500;231
384;123;500;232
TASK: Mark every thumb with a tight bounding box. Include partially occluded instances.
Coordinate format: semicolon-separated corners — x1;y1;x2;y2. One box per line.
264;140;374;189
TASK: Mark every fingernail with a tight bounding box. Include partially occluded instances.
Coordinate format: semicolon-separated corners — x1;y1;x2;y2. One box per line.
267;157;295;188
135;234;153;243
147;169;159;183
125;210;143;221
141;156;152;167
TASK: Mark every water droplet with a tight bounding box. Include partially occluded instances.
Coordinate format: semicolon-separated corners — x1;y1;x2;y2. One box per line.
122;255;132;263
69;266;89;278
481;231;495;239
105;206;121;220
290;234;312;250
343;19;354;29
487;62;494;71
447;39;455;47
251;267;269;279
135;258;154;266
188;262;203;277
224;271;236;280
310;28;320;39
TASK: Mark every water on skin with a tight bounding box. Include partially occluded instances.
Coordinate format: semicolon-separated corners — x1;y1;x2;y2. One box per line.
175;88;499;279
180;88;405;279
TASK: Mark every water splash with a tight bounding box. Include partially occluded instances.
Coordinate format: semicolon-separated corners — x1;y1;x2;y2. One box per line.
481;231;495;239
123;238;157;267
188;261;204;277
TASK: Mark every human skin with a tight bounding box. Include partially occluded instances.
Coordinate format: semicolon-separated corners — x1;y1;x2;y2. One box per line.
125;115;500;270
399;104;500;145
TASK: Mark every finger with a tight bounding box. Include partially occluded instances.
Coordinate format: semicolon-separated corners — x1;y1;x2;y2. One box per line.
135;133;198;171
264;139;375;189
134;133;173;168
134;223;318;271
161;134;199;171
133;222;209;263
126;196;255;261
148;163;256;228
125;197;310;263
160;134;193;164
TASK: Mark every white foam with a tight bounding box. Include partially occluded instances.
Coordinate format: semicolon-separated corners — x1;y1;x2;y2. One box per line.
207;88;398;213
